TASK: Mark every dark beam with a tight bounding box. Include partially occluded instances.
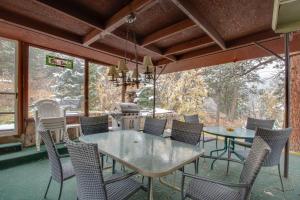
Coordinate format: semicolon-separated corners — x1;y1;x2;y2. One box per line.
0;7;82;43
177;30;278;61
141;19;195;46
35;0;104;30
0;7;139;64
169;0;226;50
35;0;175;62
83;0;154;46
90;42;144;63
163;35;214;56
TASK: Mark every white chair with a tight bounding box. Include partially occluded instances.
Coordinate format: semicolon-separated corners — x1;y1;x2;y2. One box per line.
33;99;66;151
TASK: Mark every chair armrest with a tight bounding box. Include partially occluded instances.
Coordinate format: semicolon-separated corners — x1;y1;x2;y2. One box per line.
182;173;250;189
230;139;252;148
104;171;138;185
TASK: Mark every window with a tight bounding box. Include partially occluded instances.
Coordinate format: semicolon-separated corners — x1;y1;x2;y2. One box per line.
156;56;285;128
28;47;84;116
89;63;121;115
0;37;18;133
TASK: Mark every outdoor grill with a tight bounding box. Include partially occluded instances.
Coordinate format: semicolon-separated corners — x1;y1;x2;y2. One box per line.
110;103;141;130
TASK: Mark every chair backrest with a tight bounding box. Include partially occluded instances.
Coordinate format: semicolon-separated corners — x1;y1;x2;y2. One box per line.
67;142;107;200
246;117;275;130
34;99;63;118
79;115;109;135
184;114;199;124
39;117;66;131
143;117;167;136
239;136;270;198
245;117;275;143
171;120;203;145
255;127;292;167
39;130;63;182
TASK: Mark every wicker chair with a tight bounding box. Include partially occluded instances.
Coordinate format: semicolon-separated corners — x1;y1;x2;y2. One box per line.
79;115;109;136
184;114;218;149
181;136;271;200
66;141;143;200
143;117;167;136
79;115;109;169
39;130;75;200
228;117;275;162
171;120;203;174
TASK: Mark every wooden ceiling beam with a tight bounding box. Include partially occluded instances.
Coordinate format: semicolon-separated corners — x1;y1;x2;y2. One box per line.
34;0;104;30
35;0;175;62
163;35;214;56
83;0;155;46
141;19;195;46
170;0;226;50
156;30;279;65
0;7;140;63
0;7;82;43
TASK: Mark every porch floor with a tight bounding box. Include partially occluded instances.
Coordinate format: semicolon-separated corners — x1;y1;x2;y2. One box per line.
0;141;299;200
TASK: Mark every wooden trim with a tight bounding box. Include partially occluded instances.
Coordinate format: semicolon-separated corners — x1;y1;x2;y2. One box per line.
84;60;89;117
17;41;22;136
170;0;225;50
22;42;29;135
163;35;214;56
141;19;195;46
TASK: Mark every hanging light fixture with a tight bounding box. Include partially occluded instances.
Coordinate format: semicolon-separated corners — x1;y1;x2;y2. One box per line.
107;12;155;87
143;55;154;83
107;65;120;83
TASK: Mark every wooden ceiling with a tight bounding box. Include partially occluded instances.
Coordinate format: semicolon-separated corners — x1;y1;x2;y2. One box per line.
0;0;299;73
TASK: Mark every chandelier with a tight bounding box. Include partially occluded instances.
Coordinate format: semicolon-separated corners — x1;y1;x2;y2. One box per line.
107;13;155;87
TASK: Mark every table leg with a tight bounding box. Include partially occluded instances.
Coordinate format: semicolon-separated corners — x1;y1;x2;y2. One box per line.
210;137;228;170
209;138;228;157
112;159;116;174
148;177;153;200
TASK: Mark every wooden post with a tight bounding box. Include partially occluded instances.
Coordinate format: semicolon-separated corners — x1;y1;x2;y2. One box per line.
153;66;156;118
84;59;89;116
18;42;29;136
284;33;290;178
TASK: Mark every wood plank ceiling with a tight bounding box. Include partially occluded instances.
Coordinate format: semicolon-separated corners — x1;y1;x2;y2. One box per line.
0;0;286;72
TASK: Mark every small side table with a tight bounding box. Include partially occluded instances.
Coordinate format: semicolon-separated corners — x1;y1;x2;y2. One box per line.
66;124;81;138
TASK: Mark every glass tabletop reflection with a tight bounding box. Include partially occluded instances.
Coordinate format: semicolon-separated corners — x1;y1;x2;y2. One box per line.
203;126;255;139
79;130;204;177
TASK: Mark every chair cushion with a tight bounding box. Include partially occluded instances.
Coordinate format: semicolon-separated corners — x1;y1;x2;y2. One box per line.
106;174;141;200
62;161;75;180
185;178;242;200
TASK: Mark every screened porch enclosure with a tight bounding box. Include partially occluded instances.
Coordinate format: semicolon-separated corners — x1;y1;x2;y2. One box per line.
1;0;300;200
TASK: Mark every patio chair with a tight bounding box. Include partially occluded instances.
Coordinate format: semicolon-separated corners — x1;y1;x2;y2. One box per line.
181;136;271;200
39;130;75;200
79;115;109;136
171;120;203;174
66;141;143;200
228;127;292;191
229;117;275;161
184;114;218;149
143;117;167;136
39;117;68;142
33;99;66;151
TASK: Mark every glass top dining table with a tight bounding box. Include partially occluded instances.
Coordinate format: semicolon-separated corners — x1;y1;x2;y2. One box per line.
203;126;255;171
79;130;204;200
203;126;255;139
